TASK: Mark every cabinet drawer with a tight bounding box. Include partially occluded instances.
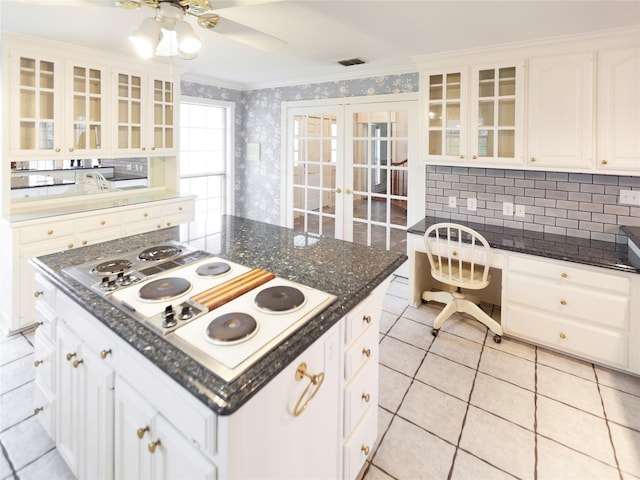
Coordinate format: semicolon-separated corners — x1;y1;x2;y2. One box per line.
506;304;628;368
34;303;56;340
78;227;123;247
34;382;55;441
343;406;377;480
20;220;75;244
34;273;57;313
509;255;630;294
58;294;114;357
508;272;628;329
34;330;56;392
77;212;122;233
345;296;377;345
123;205;163;224
344;360;377;436
344;325;377;381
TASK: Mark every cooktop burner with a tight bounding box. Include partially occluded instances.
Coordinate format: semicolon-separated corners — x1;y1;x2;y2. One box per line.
139;277;192;301
205;312;259;345
196;261;232;277
254;286;306;313
139;245;183;261
92;259;134;275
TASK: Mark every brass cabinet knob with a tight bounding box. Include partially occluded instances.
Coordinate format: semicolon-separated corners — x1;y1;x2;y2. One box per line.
362;393;371;403
82;240;88;245
148;439;161;453
530;157;536;162
166;222;171;226
141;147;146;151
68;243;74;249
156;224;161;229
601;159;608;165
34;407;43;415
561;272;568;279
151;146;156;151
66;352;76;361
34;359;43;367
73;359;83;368
178;206;183;211
472;154;477;159
100;220;106;225
362;315;371;324
560;299;567;305
100;349;112;359
345;189;352;194
34;291;43;298
47;229;53;235
335;188;342;194
137;426;149;439
69;148;74;152
459;155;465;159
55;148;61;152
362;348;371;358
143;212;148;217
559;332;567;339
452;250;458;256
361;445;370;456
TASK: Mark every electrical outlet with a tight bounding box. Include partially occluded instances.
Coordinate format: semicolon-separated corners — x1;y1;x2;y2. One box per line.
448;196;457;208
620;190;640;206
467;198;477;211
503;202;514;216
515;204;526;217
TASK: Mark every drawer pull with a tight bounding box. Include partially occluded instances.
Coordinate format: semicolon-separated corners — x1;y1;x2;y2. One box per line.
362;315;372;324
561;272;568;279
34;359;44;367
67;243;74;249
178;206;183;211
156;224;162;229
82;240;88;245
66;352;76;361
362;393;370;403
362;348;371;358
100;220;106;225
100;349;112;359
68;147;74;152
47;229;53;235
73;359;83;368
530;157;536;162
452;250;458;256
143;212;148;217
560;299;567;306
166;222;171;226
559;332;567;339
459;155;464;160
601;159;608;165
34;291;43;298
292;362;325;417
137;426;150;439
361;445;370;456
55;148;60;152
34;407;44;415
148;439;161;453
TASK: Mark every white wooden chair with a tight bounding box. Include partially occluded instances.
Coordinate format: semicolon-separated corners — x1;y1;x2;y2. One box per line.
422;223;503;343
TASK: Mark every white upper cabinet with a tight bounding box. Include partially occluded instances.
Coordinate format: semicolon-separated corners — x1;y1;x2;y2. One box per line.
596;47;640;173
526;52;594;170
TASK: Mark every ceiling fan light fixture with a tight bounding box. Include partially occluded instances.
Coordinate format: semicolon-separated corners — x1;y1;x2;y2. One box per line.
174;20;202;56
129;17;162;59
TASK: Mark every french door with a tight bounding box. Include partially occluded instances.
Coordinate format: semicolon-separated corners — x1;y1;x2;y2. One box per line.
284;96;420;254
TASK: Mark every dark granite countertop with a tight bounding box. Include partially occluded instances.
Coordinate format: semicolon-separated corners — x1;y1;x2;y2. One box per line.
408;217;639;275
31;216;407;415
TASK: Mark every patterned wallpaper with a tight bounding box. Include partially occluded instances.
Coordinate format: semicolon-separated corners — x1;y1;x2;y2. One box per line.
181;74;419;224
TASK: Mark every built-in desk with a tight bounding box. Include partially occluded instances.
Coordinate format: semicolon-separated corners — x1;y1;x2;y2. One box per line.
407;217;640;376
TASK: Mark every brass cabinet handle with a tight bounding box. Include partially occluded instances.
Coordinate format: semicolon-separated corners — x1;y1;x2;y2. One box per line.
66;352;76;361
47;229;53;235
34;407;44;415
362;393;370;403
561;272;568;279
148;439;161;453
34;359;43;367
292;362;325;417
73;359;83;368
137;426;149;439
559;332;567;339
34;291;43;298
361;445;370;456
601;159;608;165
100;349;112;359
560;299;567;305
362;348;371;358
362;315;371;324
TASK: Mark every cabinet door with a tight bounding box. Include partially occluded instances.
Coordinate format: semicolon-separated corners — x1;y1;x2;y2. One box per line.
113;70;146;155
66;61;108;158
10;52;63;158
423;68;468;163
527;52;594;169
597;47;640;172
149;76;175;154
469;62;524;166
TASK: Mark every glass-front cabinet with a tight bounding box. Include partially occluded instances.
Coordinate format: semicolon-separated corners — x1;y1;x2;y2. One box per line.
67;63;107;157
151;78;174;152
114;71;144;154
422;61;524;167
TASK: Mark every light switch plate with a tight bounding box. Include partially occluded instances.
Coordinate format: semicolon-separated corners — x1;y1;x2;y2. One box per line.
620;190;640;206
515;205;526;217
467;198;477;211
503;202;514;216
448;196;457;208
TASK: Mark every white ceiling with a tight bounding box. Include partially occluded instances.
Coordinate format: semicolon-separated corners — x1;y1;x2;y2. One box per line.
2;0;639;89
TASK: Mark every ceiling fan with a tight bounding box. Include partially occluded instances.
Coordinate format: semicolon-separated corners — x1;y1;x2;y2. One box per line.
119;0;288;59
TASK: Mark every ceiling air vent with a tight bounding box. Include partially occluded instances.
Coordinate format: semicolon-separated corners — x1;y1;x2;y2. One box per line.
338;58;365;67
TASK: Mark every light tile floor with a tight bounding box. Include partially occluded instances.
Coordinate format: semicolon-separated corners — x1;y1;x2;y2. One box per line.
1;275;639;479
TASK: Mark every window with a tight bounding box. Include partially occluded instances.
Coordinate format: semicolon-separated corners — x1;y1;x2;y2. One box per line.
179;97;234;250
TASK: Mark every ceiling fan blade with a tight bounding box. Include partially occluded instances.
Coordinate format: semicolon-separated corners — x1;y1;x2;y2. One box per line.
211;16;286;53
210;0;283;10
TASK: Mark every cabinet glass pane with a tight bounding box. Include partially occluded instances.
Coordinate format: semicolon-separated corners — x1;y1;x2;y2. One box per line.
478;69;495;97
118;100;128;123
445;103;460;126
165;105;173;126
164;82;173;102
428;104;442;127
498;131;515;158
131;77;141;99
40;92;54;119
154;80;162;101
498;67;516;96
444;130;460;156
131;127;141;148
478;130;493;157
74;67;86;93
89;70;101;94
20;58;36;87
131;101;141;124
118;75;128;97
165;128;173;148
40;61;54;89
154;128;163;148
74;125;86;148
478;101;494;126
73;96;85;119
89;125;101;148
429;75;443;100
446;73;461;99
428;131;442;155
89;97;101;121
154;104;163;124
20;122;36;149
39;122;54;149
118;126;128;148
20;90;35;117
498;99;515;126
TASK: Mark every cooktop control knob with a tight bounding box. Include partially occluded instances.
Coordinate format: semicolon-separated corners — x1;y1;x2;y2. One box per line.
101;277;110;289
179;305;192;321
162;305;177;328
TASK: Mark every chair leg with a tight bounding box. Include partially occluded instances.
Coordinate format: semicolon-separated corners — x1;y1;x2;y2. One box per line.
458;300;503;337
430;300;458;337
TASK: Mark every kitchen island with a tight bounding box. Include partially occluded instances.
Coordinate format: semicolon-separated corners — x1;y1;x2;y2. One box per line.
30;215;407;479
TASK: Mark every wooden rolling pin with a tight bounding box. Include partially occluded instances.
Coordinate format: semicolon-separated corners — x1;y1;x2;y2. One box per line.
191;268;275;311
